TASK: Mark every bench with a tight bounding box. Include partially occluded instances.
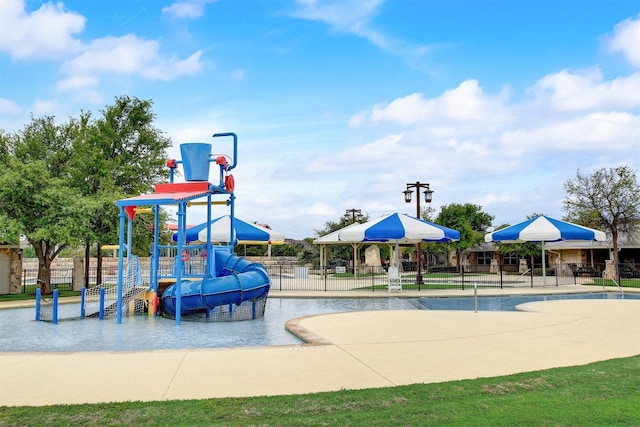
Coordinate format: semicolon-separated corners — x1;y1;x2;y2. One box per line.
572;267;600;278
620;265;640;278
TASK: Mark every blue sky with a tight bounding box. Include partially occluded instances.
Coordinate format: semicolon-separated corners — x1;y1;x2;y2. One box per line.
1;0;639;240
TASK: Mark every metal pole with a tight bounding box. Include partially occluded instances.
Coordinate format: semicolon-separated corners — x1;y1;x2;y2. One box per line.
405;182;431;288
99;287;105;320
52;289;58;324
80;287;86;318
116;206;126;324
415;186;423;288
473;282;478;313
35;288;41;320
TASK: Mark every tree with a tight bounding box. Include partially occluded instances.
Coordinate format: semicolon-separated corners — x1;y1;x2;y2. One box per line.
0;96;172;290
436;203;494;270
0;133;21;244
70;96;171;284
563;165;640;268
0;159;86;288
0;116;89;289
0;213;22;245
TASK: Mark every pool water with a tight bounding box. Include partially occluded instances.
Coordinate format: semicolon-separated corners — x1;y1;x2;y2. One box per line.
0;298;411;352
0;293;635;352
411;292;637;311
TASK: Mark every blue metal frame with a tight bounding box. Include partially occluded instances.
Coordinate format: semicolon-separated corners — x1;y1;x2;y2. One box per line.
114;132;238;325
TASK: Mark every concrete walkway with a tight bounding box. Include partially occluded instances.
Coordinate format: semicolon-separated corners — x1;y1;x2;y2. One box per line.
1;287;639;407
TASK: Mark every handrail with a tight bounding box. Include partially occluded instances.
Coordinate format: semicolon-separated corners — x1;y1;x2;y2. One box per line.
613;277;624;296
602;270;624;296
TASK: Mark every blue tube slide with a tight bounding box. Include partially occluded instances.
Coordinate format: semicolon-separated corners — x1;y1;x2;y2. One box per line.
161;250;270;316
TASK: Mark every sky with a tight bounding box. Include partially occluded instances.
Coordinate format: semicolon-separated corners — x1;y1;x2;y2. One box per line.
1;0;639;240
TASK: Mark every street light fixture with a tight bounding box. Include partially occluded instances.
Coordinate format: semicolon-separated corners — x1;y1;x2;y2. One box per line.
344;208;363;224
404;182;433;287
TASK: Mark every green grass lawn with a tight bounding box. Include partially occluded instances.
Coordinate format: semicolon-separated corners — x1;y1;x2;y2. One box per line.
593;278;640;288
1;356;638;426
0;291;81;302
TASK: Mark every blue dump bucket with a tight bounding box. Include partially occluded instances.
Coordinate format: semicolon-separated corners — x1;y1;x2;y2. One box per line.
180;143;212;181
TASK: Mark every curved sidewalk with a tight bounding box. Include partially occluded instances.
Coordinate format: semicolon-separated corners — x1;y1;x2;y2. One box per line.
1;290;639;407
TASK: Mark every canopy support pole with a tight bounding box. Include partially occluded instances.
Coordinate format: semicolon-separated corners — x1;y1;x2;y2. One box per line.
542;241;546;287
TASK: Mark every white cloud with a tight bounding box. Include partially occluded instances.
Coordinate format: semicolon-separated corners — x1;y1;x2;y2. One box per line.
291;0;384;34
306;133;405;173
60;34;204;86
501;112;639;152
32;99;58;115
289;0;430;60
56;75;100;91
476;191;515;210
351;80;513;130
231;69;246;81
0;98;21;115
0;0;84;60
307;202;338;217
605;14;640;68
532;68;640;111
162;0;216;19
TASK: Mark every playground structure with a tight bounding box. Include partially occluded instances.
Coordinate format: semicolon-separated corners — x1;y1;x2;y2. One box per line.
35;132;271;325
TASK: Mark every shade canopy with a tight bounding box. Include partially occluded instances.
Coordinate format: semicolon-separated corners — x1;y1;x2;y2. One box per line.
484;215;606;243
328;213;461;244
172;216;285;244
484;215;606;286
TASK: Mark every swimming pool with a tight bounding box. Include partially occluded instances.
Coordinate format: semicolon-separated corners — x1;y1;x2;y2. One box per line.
411;291;637;311
0;293;635;352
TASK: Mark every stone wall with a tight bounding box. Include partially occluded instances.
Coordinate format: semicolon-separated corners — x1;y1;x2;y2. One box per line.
0;247;22;294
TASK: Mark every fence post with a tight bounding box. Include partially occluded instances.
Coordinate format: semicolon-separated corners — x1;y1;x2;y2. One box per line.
52;289;58;324
99;287;105;320
80;287;86;318
323;265;326;291
473;282;478;313
279;265;282;291
35;288;41;320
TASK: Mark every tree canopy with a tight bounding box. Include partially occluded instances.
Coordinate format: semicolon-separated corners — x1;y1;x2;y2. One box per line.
563;165;639;266
436;203;494;268
0;95;172;286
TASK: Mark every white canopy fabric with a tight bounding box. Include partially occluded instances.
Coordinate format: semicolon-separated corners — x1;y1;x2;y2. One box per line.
197;216;285;244
484;215;606;285
314;213;460;244
484;215;606;243
313;213;460;269
172;215;285;244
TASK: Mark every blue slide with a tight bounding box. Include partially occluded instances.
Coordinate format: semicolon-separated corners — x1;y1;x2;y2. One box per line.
161;250;270;316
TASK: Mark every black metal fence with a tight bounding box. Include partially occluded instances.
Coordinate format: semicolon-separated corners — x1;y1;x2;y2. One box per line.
21;261;639;294
263;262;633;292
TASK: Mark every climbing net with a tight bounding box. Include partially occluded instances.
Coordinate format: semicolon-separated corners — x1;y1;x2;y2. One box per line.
170;294;269;322
83;255;148;319
38;294;55;322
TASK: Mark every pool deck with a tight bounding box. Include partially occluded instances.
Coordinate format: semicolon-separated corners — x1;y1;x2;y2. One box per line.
1;285;639;407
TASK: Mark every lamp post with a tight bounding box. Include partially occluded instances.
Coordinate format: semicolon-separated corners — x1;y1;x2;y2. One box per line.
403;182;433;287
344;208;362;224
344;209;362;273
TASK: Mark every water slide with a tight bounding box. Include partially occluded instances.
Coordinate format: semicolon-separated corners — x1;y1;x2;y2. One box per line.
161;250;270;316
